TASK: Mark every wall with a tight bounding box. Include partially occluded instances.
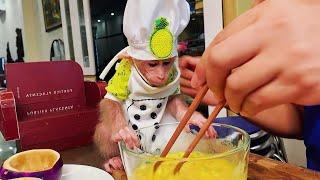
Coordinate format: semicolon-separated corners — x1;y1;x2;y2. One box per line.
36;0;63;60
22;0;41;60
204;0;226;117
0;0;24;60
223;0;252;26
22;0;63;61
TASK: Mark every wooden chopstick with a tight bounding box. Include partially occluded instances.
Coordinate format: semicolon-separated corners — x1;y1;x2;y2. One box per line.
173;100;226;174
153;85;209;172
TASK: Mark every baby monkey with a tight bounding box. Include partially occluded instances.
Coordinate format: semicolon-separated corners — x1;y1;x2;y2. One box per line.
94;55;216;173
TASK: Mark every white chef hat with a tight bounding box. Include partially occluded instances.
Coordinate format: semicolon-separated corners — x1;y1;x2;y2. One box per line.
99;0;190;79
123;0;190;60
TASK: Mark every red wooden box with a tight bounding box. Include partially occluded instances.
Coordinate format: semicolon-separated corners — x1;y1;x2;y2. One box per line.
0;61;106;151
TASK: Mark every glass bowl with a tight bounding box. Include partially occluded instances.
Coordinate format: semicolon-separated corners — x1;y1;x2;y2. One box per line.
119;122;250;180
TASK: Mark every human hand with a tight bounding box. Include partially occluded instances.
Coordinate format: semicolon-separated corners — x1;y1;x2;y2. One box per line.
192;0;320;116
112;126;140;149
179;55;219;106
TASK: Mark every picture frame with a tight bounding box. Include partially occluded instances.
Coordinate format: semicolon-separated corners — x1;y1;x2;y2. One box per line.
42;0;62;32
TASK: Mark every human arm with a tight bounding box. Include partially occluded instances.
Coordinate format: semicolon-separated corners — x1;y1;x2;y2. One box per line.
192;0;320;117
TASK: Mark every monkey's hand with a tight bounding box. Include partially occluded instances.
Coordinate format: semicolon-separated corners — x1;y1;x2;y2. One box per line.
111;126;140;149
184;111;217;139
104;156;123;173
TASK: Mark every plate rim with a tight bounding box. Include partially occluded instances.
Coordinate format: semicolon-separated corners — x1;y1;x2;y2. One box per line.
61;164;114;180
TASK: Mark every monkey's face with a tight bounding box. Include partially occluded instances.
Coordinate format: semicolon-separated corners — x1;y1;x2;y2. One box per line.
133;57;175;87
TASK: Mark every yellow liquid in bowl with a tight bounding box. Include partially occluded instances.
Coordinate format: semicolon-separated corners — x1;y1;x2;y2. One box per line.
131;152;247;180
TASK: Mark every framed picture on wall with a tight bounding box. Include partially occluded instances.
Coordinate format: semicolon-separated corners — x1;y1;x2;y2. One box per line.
42;0;62;32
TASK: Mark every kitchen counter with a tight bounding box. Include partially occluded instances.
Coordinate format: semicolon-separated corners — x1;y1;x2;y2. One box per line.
61;144;320;180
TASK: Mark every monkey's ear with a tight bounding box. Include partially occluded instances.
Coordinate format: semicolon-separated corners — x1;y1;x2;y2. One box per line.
124;57;133;65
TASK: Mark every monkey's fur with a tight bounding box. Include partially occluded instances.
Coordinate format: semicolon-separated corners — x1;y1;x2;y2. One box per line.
94;99;127;160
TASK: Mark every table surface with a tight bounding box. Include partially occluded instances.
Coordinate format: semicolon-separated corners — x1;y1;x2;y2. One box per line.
61;144;320;180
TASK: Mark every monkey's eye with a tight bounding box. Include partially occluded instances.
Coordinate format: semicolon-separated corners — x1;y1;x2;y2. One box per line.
163;61;171;66
148;62;158;67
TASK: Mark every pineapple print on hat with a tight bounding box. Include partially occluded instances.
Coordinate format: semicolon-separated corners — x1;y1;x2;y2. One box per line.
150;17;174;59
